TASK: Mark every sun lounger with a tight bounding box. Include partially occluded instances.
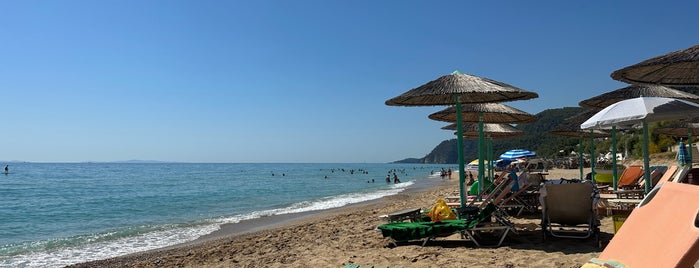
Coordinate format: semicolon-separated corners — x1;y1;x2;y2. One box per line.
448;173;512;208
379;208;424;223
377;204;512;247
584;182;699;268
616;165;644;189
499;172;543;216
637;167;664;190
541;181;599;243
653;165;678;188
672;165;691;183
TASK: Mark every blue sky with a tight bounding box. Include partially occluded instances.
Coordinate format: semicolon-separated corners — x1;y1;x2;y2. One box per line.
1;1;698;163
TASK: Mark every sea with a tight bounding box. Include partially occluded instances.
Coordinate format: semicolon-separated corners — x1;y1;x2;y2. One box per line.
0;162;454;267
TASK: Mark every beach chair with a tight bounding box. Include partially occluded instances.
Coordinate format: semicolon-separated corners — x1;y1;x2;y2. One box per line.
583;182;699;268
448;172;512;208
377;203;512;247
616;165;644;189
637;167;664;190
499;172;543;216
672;165;691;183
653;165;678;189
541;181;599;243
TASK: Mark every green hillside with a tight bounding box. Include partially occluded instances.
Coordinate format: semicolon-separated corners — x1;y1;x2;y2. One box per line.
395;107;586;163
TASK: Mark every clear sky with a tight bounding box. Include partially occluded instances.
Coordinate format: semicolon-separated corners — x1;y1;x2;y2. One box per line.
1;1;698;163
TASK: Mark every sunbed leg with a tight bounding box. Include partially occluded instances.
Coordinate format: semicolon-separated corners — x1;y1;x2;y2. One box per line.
421;237;431;247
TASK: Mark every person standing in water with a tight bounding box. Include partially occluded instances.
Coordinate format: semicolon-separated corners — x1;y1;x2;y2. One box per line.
4;165;8;174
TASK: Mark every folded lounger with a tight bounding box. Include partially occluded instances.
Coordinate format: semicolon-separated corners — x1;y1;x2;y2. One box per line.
584;182;699;268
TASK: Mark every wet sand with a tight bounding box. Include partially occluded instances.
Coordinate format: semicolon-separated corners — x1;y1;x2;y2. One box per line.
67;168;615;268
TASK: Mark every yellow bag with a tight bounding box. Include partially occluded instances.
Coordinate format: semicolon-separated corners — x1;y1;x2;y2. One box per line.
428;198;456;222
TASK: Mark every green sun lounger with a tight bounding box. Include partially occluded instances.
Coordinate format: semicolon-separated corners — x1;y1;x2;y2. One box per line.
377;204;511;247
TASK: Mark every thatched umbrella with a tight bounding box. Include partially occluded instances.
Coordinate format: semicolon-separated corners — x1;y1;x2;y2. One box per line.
579;84;699;111
386;70;538;207
611;44;699;86
428;103;536;195
428;103;537;124
442;123;523;139
655;121;699;137
655;121;699;163
550;110;610;181
442;123;524;187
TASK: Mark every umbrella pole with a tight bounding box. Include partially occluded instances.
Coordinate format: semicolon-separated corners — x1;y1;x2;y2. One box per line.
612;126;618;191
455;96;466;208
643;121;651;194
579;134;584;180
592;130;596;182
488;135;493;181
690;128;694;167
478;112;485;201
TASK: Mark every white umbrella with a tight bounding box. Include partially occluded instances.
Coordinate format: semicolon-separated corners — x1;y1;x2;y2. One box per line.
581;96;699;192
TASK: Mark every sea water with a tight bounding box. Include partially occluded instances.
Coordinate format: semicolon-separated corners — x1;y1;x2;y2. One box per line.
0;162;453;267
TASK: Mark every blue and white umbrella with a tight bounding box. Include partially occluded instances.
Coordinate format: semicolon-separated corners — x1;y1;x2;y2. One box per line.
499;149;536;160
678;139;691;166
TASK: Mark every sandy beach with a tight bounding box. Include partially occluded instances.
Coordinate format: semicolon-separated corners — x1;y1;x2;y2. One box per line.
65;166;627;268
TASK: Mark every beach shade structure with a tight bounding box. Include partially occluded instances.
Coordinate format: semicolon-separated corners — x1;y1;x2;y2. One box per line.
443;123;524;184
580;85;699;188
429;103;537;197
611;44;699;86
655;121;699;164
550;111;610;182
579;84;699;111
442;123;524;139
581;96;699;193
428;103;537;124
386;70;538;207
678;139;691;166
654;121;699;137
499;149;536;160
578;84;699;188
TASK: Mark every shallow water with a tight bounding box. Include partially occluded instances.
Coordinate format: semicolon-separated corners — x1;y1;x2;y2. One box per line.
0;162;453;267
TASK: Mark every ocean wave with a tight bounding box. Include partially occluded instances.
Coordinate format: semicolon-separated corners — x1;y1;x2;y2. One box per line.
0;181;414;268
0;222;219;268
212;181;414;224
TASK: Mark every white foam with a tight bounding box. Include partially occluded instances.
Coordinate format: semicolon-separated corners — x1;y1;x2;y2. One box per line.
213;181;414;224
0;224;219;268
0;181;414;268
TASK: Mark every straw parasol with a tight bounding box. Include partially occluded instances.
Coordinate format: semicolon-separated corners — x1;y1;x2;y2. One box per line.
655;121;699;163
655;121;699;137
579;84;699;111
385;72;539;105
428;103;537;124
611;44;699;86
443;122;523;183
429;103;537;195
386;71;538;207
550;110;610;180
442;123;523;139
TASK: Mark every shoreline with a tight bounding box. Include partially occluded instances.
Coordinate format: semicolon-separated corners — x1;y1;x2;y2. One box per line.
66;173;459;267
67;169;614;267
188;173;444;246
